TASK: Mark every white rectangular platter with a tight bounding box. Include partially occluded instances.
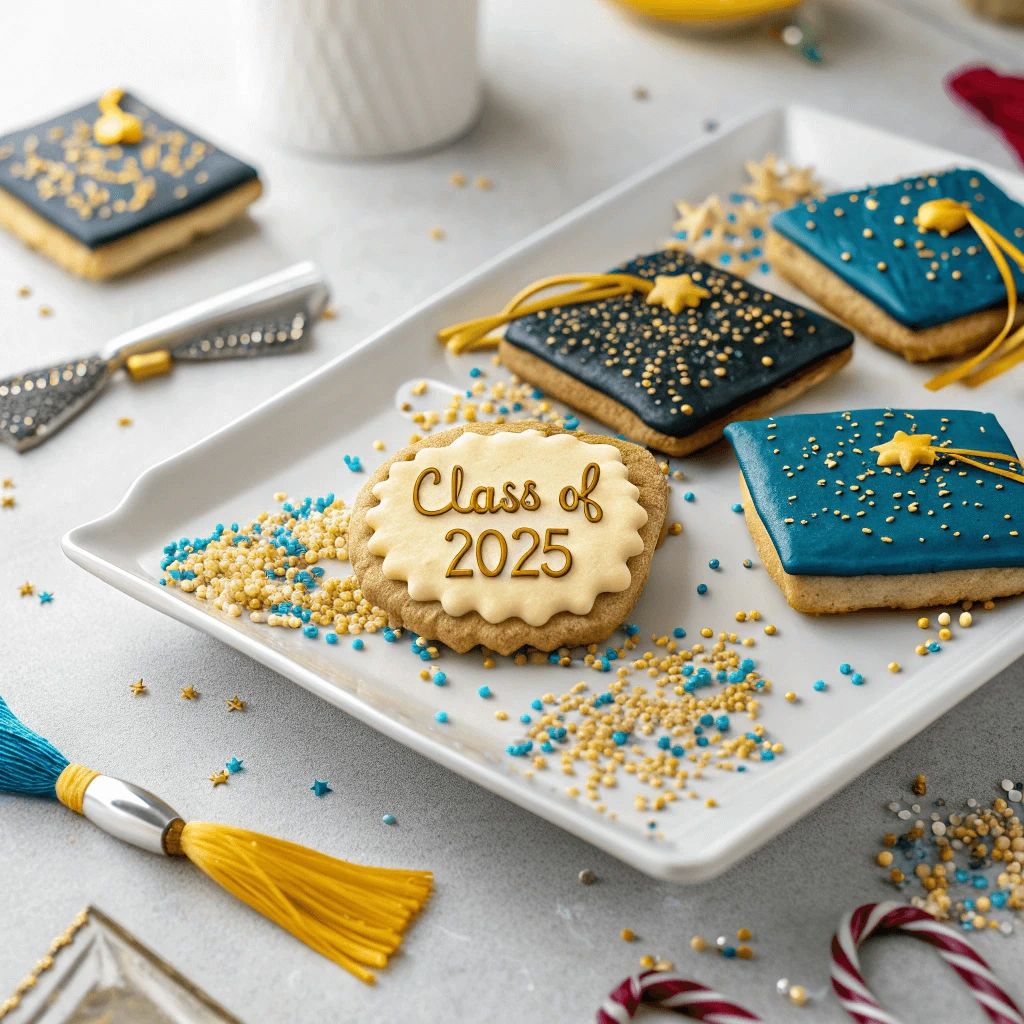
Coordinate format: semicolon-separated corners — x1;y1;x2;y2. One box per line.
64;106;1024;882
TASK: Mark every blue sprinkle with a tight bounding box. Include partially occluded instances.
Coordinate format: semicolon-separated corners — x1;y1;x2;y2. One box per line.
383;628;396;642
520;714;531;724
721;946;737;959
469;367;482;378
325;633;338;645
477;685;491;698
532;388;543;399
715;715;730;730
433;672;447;686
928;641;941;652
612;731;628;745
382;813;396;825
159;578;166;585
740;659;755;673
605;648;618;660
563;416;580;430
512;402;522;412
963;898;976;911
696;736;709;747
684;492;695;502
673;627;686;638
973;876;989;889
303;625;318;638
548;653;560;664
352;638;365;650
992;892;1008;908
434;711;448;723
599;657;611;672
626;624;640;637
955;869;970;882
530;699;543;711
731;503;743;513
671;745;684;757
839;663;853;675
699;714;714;727
759;262;770;274
697;583;708;595
658;736;671;750
498;406;508;414
419;649;432;661
751;227;764;238
343;455;362;472
851;673;864;686
761;749;775;762
719;253;732;264
743;559;753;568
541;741;554;753
708;558;720;570
813;679;825;692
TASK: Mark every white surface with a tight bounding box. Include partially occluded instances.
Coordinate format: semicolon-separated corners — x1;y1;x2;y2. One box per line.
3;2;1024;1022
63;106;1024;886
234;0;482;159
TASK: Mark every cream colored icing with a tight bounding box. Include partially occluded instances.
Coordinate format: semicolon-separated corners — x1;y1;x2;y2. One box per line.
365;430;648;626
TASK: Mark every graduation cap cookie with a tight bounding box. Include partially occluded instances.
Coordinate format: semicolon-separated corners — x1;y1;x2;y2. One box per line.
725;407;1024;613
769;169;1024;379
0;88;261;279
439;250;853;457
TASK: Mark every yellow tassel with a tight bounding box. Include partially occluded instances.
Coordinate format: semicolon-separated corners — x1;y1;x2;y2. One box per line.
53;764;432;984
919;199;1024;391
164;821;432;984
438;273;654;354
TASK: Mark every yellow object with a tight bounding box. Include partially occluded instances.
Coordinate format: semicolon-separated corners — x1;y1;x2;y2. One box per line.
126;349;173;380
54;764;431;984
645;273;710;314
610;0;801;24
871;429;1024;485
438;273;655;354
917;199;1024;389
93;88;144;146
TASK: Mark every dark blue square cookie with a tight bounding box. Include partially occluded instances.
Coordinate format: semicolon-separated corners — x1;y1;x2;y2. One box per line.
498;249;854;457
0;90;261;278
768;168;1024;362
725;407;1024;612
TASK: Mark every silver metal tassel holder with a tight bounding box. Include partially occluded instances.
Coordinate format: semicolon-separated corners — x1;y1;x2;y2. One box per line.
0;261;329;451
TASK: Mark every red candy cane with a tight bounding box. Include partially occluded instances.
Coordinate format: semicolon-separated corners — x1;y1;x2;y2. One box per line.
831;901;1024;1024
598;970;761;1023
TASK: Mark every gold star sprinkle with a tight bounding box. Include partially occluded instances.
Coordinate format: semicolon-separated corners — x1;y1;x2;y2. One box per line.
118;416;133;427
871;430;937;472
646;274;711;315
781;164;820;201
129;680;147;696
209;769;229;787
2;478;12;487
673;195;724;243
1;495;14;508
180;685;198;700
225;695;246;712
18;581;34;597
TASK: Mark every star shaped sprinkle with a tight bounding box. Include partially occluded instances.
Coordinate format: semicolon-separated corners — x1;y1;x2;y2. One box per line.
1;495;14;508
731;199;771;236
782;164;820;201
646;274;711;315
870;431;937;472
18;581;33;597
310;779;332;797
688;223;736;264
209;769;229;787
742;154;797;206
129;680;147;696
180;685;198;700
225;757;244;774
38;591;53;604
225;695;246;712
673;195;724;242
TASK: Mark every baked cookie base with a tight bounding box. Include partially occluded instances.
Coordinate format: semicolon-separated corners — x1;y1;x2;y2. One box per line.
349;421;669;656
0;178;262;279
767;230;1024;363
498;339;851;458
739;474;1024;613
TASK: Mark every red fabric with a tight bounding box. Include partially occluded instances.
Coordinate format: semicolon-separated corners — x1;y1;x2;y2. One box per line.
947;65;1024;167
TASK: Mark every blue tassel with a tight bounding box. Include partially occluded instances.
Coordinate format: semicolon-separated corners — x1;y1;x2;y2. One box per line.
0;695;69;799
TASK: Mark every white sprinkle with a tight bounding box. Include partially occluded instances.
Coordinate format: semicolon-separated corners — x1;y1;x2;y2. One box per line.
897;809;912;820
1010;790;1022;804
1001;779;1015;792
932;821;946;836
887;801;901;812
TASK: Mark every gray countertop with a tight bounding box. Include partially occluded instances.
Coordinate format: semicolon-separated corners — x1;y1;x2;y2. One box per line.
2;1;1023;1021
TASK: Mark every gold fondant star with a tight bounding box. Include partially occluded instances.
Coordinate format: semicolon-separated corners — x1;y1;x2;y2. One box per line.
129;680;147;697
18;581;34;597
225;695;246;712
672;195;724;244
731;199;771;235
871;431;937;472
209;769;229;787
646;274;711;315
782;165;820;201
180;685;198;700
742;154;789;205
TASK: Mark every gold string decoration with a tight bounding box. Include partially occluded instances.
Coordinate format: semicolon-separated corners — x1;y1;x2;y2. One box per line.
871;429;1024;484
918;199;1024;390
438;273;660;355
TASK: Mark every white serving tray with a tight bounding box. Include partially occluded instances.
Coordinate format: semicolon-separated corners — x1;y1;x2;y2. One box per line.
64;106;1024;882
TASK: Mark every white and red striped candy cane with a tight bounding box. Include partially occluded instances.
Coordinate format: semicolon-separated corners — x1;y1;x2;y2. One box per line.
598;970;761;1023
832;901;1023;1024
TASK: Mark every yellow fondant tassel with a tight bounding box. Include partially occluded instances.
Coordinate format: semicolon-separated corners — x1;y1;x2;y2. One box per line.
918;199;1024;390
438;273;654;354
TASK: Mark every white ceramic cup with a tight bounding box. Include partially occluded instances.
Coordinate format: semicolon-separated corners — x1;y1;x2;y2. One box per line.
235;0;481;159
